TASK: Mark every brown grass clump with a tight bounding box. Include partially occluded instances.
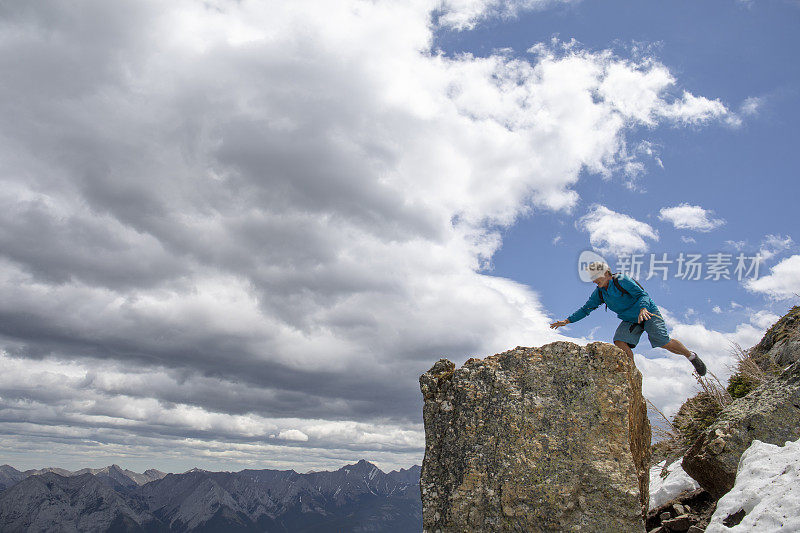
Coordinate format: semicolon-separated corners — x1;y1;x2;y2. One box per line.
647;398;686;477
725;342;781;399
648;346;736;475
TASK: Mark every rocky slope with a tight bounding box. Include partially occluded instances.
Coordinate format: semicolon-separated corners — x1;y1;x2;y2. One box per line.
646;305;800;532
420;342;651;532
748;305;800;369
682;307;800;500
682;358;800;499
0;465;28;493
0;473;160;532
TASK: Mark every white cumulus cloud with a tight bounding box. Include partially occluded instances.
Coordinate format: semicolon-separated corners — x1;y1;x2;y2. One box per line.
757;234;794;262
437;0;577;30
276;429;310;442
578;205;659;255
658;203;725;232
745;255;800;300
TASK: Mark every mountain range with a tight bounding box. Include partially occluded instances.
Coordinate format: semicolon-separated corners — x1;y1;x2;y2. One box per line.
0;459;422;532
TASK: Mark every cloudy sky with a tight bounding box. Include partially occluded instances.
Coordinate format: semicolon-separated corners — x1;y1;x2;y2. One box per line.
0;0;797;474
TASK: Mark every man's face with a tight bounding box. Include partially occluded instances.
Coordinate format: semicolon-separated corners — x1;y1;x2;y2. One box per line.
592;271;612;289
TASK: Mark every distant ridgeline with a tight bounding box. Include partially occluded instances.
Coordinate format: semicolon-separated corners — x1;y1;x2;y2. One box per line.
0;460;422;532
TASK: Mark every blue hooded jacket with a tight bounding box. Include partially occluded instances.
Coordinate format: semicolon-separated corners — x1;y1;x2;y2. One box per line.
568;273;660;324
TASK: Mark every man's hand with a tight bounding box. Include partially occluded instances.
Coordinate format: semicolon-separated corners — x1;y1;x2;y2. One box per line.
638;308;654;323
550;319;569;329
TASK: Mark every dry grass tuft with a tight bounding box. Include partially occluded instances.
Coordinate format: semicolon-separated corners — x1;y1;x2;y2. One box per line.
693;367;732;411
647;397;686;477
725;342;782;399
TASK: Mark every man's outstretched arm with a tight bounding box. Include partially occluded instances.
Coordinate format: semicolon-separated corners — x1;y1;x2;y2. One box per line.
562;288;602;325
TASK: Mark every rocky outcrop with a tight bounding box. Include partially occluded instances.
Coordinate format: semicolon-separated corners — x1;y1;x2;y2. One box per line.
682;358;800;499
750;305;800;368
419;342;651;532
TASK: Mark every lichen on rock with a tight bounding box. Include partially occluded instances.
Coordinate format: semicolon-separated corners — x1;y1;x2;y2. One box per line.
419;341;651;532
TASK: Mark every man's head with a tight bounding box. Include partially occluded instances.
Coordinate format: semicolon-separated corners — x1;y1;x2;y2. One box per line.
585;261;612;288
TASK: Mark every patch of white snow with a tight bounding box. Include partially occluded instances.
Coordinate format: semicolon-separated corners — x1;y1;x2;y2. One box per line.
706;438;800;532
649;459;700;510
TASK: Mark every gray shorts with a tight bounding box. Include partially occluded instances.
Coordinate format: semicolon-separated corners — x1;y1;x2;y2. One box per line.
613;314;670;349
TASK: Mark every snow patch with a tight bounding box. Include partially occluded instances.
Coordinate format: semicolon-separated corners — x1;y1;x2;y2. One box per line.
648;459;700;510
706;437;800;532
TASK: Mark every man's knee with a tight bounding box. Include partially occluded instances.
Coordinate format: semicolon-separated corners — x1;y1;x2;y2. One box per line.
614;340;632;351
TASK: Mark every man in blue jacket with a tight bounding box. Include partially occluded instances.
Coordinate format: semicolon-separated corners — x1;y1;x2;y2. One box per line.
550;261;707;376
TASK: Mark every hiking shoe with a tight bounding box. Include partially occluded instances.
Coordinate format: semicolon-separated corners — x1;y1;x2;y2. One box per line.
690;352;707;376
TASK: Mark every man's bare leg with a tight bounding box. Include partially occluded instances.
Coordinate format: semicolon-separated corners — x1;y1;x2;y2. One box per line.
661;338;707;375
614;340;635;361
659;339;693;359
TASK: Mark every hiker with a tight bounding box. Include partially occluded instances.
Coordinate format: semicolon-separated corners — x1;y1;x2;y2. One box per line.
549;261;707;376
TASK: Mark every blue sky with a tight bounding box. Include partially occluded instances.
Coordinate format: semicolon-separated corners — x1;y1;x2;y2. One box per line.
443;0;800;339
0;0;798;473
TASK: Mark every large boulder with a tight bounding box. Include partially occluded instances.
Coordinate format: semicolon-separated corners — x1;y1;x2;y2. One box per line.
682;358;800;499
419;342;651;532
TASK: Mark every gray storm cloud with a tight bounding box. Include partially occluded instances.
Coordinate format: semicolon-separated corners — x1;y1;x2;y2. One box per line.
0;0;730;471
